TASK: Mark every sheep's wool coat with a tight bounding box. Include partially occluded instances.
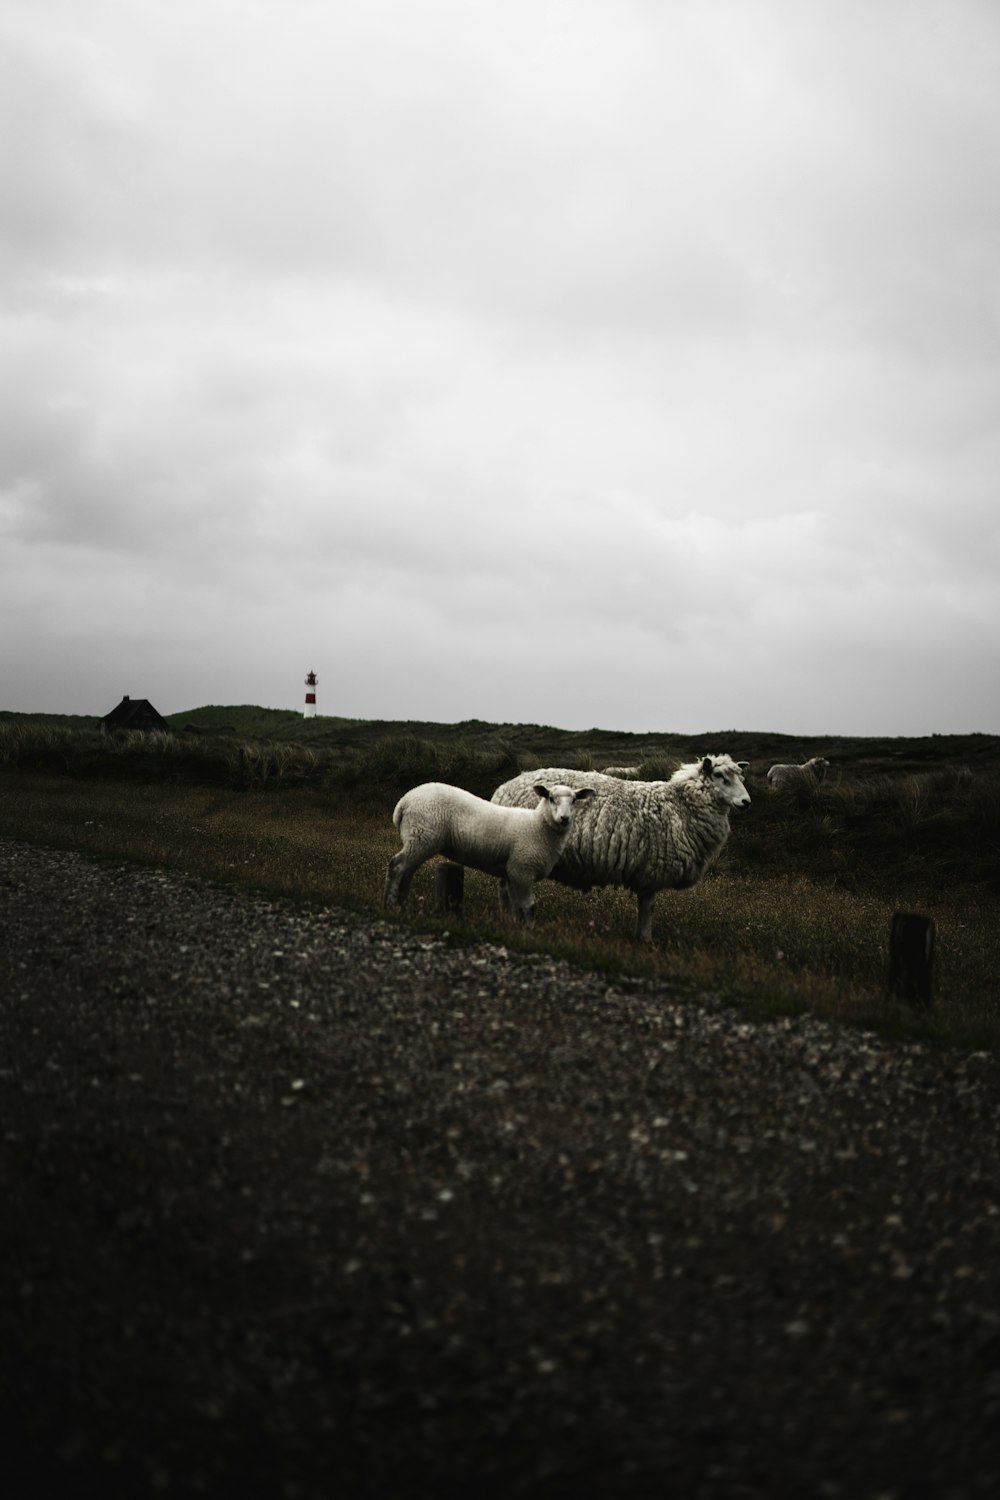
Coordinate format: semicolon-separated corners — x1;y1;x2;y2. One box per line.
767;757;829;792
492;766;734;894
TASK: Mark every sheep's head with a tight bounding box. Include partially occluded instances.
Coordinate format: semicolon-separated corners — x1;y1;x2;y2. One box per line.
698;755;751;809
807;757;830;781
534;782;597;828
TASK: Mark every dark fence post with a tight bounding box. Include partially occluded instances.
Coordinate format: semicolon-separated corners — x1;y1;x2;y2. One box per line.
436;862;464;918
888;912;935;1008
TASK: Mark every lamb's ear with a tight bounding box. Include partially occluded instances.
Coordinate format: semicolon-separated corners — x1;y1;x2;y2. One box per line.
700;756;714;777
738;761;750;773
573;787;597;802
532;783;550;801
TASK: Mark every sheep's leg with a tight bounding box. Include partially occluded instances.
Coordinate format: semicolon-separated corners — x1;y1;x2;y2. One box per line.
383;847;426;908
497;877;512;914
634;889;657;943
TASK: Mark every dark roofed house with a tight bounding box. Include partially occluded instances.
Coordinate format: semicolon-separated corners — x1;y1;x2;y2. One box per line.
98;695;171;734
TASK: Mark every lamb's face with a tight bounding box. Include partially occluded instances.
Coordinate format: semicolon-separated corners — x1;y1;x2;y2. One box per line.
534;782;596;828
700;756;751;809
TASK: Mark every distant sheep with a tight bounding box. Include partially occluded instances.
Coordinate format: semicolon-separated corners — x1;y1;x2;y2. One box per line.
601;765;642;779
383;780;596;923
491;754;750;943
766;757;830;793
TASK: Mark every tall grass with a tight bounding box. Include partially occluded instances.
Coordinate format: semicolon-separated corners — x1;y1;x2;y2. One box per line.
0;723;524;797
4;723;999;894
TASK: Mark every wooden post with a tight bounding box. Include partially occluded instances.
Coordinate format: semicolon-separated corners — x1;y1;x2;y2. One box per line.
435;862;464;918
888;912;935;1008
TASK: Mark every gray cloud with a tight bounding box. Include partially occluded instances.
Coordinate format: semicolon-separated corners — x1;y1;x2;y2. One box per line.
2;0;999;733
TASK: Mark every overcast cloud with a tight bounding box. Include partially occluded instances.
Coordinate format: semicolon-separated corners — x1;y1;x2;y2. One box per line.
2;0;998;735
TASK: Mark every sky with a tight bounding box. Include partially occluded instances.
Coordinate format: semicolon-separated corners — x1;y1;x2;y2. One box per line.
2;0;999;737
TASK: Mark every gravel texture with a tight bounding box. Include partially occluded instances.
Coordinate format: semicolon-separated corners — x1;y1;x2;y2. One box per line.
2;836;1000;1499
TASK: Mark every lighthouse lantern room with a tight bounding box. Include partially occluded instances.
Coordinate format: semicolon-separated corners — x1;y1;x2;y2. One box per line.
304;670;318;718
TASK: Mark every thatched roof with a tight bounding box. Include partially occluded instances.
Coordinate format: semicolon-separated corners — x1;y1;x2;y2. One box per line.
98;696;170;733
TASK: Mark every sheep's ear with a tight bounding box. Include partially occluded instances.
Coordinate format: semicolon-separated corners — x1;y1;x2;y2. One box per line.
738;761;750;772
700;757;714;777
532;783;550;801
573;787;596;802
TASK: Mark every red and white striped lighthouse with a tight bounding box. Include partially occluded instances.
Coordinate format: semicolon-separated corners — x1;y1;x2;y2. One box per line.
303;670;318;718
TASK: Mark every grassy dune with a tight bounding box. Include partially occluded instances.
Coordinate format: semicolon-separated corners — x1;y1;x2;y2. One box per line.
2;709;998;1048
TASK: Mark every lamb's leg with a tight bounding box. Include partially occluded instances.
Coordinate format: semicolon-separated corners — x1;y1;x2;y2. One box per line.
383;852;404;907
634;888;657;943
383;847;425;907
505;870;536;925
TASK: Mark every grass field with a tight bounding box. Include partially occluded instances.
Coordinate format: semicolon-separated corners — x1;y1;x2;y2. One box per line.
2;709;998;1050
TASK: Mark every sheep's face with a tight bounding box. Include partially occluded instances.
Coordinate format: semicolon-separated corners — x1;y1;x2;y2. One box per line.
699;756;751;809
534;782;597;828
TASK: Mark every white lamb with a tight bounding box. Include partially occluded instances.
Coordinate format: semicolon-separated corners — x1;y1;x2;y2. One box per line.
491;754;750;943
383;780;596;923
766;756;830;793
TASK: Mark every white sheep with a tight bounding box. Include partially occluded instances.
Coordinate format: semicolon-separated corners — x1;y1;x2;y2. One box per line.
766;756;830;793
383;780;596;923
492;754;750;943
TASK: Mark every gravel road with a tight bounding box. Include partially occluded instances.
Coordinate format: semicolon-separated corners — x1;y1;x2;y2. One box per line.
2;836;999;1499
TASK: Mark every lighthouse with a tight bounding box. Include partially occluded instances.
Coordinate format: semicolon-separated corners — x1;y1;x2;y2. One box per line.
304;670;318;718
